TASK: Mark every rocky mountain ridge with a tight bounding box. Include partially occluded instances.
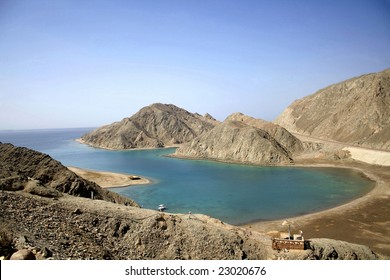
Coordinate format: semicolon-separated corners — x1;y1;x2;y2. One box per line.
173;119;295;165
80;68;390;164
172;112;313;165
275;68;390;150
226;112;304;154
81;103;218;149
0;142;138;207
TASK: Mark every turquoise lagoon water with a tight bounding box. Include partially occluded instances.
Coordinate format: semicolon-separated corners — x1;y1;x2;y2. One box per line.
0;128;374;225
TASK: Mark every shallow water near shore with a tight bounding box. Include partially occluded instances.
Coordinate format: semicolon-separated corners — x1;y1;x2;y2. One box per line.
0;128;374;225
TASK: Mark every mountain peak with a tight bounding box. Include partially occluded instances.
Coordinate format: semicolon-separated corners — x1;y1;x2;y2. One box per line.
81;103;217;149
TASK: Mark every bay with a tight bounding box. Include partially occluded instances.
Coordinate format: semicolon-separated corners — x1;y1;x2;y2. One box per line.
0;128;374;225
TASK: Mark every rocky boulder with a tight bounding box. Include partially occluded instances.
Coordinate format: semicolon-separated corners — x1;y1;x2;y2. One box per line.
10;249;36;260
304;238;377;260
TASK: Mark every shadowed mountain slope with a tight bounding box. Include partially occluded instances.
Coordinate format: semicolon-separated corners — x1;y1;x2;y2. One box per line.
0;142;138;206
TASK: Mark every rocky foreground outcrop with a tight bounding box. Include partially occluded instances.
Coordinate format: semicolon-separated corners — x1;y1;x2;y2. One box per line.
81;103;218;149
0;142;138;207
173;120;296;165
275;68;390;150
0;191;378;260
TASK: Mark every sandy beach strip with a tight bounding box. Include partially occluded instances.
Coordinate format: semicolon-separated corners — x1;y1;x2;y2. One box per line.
76;138;181;151
68;166;150;188
342;146;390;166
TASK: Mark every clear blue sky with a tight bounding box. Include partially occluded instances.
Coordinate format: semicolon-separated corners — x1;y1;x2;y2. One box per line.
1;0;389;129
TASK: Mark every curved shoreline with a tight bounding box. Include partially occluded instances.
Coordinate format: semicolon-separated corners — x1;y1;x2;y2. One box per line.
72;141;390;256
244;164;377;225
163;151;390;256
68;166;151;188
76;138;181;151
170;155;384;229
244;160;390;257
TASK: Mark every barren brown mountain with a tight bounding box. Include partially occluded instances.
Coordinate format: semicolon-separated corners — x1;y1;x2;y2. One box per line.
81;103;218;149
226;112;304;154
275;68;390;150
173;120;294;165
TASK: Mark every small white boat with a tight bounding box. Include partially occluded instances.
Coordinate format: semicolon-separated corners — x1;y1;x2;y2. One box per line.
158;204;166;211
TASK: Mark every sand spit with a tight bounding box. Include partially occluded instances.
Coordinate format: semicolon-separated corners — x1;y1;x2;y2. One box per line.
68;167;150;188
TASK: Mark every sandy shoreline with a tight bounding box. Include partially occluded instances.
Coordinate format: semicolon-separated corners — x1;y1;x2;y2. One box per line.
343;146;390;166
76;138;181;151
68;166;150;188
244;159;390;258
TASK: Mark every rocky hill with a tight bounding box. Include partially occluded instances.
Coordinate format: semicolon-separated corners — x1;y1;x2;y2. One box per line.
0;142;138;207
173;120;294;165
81;103;218;149
275;68;390;150
226;113;304;154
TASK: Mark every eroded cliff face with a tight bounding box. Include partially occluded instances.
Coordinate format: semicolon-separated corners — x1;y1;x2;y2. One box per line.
275;68;390;150
173;120;294;165
0;142;138;207
81;103;218;150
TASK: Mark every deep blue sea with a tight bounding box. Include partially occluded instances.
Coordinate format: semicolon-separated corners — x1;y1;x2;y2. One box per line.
0;128;374;225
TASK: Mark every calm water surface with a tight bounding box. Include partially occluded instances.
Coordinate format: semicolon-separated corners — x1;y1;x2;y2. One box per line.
0;128;374;225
